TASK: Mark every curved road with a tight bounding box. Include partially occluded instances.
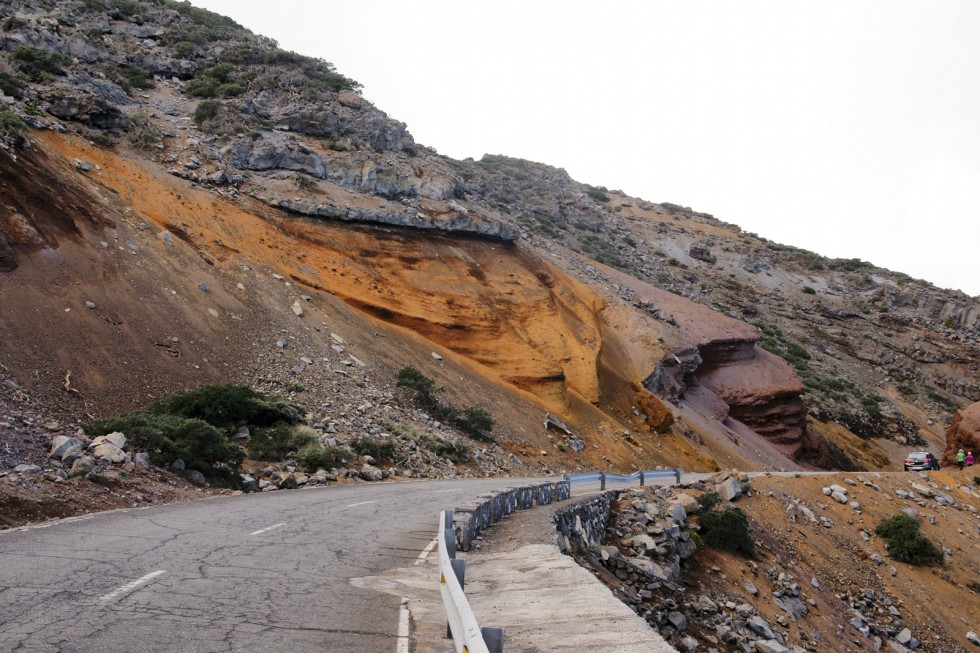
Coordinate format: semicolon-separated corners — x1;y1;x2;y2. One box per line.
0;478;524;652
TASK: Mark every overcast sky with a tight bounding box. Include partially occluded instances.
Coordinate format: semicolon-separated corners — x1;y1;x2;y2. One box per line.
192;1;980;297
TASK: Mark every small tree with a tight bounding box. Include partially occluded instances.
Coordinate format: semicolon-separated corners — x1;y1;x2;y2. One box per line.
874;514;942;566
700;508;755;558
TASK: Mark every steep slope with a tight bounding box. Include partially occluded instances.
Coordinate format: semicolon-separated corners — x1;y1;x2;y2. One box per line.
0;0;977;481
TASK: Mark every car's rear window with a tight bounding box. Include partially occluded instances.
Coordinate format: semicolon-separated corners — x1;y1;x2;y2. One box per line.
908;453;928;459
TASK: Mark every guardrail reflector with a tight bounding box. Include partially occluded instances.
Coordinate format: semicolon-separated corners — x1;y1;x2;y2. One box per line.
441;572;445;584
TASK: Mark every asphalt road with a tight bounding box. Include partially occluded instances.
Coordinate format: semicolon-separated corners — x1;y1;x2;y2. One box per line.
0;477;524;653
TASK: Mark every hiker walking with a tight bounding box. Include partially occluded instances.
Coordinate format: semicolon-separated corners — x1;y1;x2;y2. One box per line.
967;451;974;467
957;448;966;470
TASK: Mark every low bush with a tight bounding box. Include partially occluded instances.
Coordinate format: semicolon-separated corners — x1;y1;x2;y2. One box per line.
874;513;941;565
396;366;495;440
0;72;26;99
695;492;721;512
192;98;222;124
247;425;318;462
297;443;350;472
455;406;494;440
423;436;471;463
349;435;397;462
12;46;68;82
82;412;244;476
152;384;302;431
700;508;755;558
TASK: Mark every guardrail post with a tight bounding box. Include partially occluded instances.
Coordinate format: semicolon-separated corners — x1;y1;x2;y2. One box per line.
675;468;682;484
481;626;505;653
444;529;456;559
600;471;606;490
444;509;454;529
446;559;466;638
639;470;645;487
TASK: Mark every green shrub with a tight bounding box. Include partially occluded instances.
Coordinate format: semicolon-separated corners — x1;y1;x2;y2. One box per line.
396;366;494;441
152;384;302;430
586;187;610;202
423;436;471;463
350;435;397;462
695;492;721;512
396;366;436;395
700;508;755;557
297;443;349;472
193;99;222;124
801;286;816;295
0;72;26;99
0;106;25;132
82;412;244;476
247;425;318;462
12;46;68;82
455;406;494;440
874;513;941;565
173;41;196;58
112;64;154;93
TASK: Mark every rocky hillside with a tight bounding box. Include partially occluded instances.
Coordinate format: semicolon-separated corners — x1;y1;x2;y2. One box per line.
1;0;978;493
583;469;980;653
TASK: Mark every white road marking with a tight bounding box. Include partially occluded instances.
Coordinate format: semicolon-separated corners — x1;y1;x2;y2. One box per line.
7;513;97;533
346;500;377;507
250;523;286;536
395;597;410;653
99;570;166;601
415;538;438;565
433;489;458;494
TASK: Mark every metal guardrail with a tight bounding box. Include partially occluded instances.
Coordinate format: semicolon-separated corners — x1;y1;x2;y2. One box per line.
563;468;683;490
437;509;503;653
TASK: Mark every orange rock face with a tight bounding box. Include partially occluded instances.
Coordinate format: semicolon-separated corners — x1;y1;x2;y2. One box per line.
942;402;980;467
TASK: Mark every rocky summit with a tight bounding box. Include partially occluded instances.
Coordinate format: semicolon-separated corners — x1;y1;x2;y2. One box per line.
0;0;978;626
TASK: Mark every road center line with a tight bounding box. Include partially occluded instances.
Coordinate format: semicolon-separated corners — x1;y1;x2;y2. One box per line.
347;500;377;507
433;489;458;493
99;570;166;601
250;523;286;536
415;538;438;565
395;597;410;653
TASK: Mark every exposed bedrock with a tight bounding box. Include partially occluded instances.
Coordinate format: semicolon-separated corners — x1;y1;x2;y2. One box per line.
645;338;809;455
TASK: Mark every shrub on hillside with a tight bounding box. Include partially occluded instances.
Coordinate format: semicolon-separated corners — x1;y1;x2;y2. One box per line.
395;366;495;441
455;406;495;440
152;384;302;430
247;425;318;462
422;436;472;464
695;492;721;512
82;412;244;476
11;46;68;82
700;508;755;558
296;443;350;472
874;513;942;566
350;435;397;462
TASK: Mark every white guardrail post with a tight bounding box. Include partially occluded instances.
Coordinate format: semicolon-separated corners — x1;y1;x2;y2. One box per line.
438;510;502;653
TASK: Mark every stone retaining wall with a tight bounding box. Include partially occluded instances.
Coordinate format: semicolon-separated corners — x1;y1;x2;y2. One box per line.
450;479;572;551
552;490;620;554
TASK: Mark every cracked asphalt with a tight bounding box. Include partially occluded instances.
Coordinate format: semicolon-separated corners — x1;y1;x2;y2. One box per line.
0;478;522;652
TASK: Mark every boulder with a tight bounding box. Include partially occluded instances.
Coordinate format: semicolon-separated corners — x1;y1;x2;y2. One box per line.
717;478;743;502
91;442;125;463
104;431;127;449
359;465;383;482
186;470;207;486
61;445;84;466
746;616;775;639
50;436;79;459
133;452;150;467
